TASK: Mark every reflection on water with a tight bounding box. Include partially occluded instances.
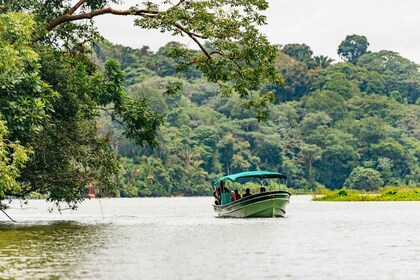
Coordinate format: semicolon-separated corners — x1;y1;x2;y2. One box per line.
1;196;420;279
0;222;106;279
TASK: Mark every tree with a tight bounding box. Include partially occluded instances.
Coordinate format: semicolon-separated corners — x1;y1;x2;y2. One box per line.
364;71;387;95
371;139;405;162
101;36;418;194
299;113;331;141
246;131;282;169
357;50;420;103
305;90;348;122
282;43;315;69
313;55;334;69
355;117;388;147
217;132;258;174
344;167;384;191
298;144;321;188
311;129;357;189
322;72;360;100
346;94;404;123
377;157;394;185
357;50;418;75
0;119;30;210
338;34;369;64
316;62;369;93
271;52;314;102
400;136;420;185
4;0;282;117
0;12;57;141
0;12;164;207
0;0;283;206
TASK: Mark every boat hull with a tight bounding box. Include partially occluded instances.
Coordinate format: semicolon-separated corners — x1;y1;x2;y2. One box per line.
213;191;290;218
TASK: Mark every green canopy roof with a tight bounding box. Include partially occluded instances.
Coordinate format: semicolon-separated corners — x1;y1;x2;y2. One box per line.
214;171;286;186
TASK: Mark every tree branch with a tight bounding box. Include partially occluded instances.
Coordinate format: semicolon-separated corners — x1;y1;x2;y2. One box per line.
67;0;87;16
46;1;213;63
174;23;207;39
173;23;211;59
47;1;210;57
174;0;187;8
47;7;159;31
1;209;17;223
46;1;212;61
99;107;129;132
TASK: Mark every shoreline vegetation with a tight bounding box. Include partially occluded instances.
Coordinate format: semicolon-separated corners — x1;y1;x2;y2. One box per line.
5;187;420;204
312;187;420;201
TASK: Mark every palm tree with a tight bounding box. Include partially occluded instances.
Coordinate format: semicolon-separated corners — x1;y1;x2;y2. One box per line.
313;55;334;68
179;150;199;169
139;157;157;184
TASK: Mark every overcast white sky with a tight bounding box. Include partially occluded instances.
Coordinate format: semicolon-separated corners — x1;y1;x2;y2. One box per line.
94;0;420;63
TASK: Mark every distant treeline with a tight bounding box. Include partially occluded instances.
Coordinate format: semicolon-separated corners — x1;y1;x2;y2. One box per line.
94;35;420;197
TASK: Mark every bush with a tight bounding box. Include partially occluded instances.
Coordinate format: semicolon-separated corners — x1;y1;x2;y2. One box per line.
344;167;384;191
312;187;420;201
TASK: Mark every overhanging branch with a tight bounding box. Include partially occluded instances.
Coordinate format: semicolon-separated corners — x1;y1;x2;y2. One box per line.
46;1;213;61
67;0;87;16
47;7;159;31
174;23;210;59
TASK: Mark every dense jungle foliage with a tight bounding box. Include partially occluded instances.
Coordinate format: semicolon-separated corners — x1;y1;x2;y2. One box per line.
0;0;283;209
0;1;419;208
94;37;420;197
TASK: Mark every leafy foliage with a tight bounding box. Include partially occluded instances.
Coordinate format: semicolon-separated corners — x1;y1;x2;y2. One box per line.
338;34;369;64
344;167;383;191
0;1;419;203
0;118;30;210
95;36;419;196
1;0;286;205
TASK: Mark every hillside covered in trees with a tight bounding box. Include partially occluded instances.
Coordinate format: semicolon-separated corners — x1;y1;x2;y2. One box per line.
95;35;420;197
0;1;284;209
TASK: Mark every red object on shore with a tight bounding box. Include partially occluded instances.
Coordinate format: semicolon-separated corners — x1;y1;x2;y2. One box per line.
87;183;96;199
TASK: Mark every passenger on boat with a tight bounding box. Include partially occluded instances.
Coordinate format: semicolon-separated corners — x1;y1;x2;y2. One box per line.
260;187;266;193
213;181;229;205
242;188;252;198
230;190;241;202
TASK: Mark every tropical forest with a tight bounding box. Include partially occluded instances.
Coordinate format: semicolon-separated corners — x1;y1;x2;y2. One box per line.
95;37;420;198
0;1;419;209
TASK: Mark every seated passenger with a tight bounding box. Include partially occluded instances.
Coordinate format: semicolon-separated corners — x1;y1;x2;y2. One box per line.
230;189;242;202
213;181;229;204
234;189;241;200
260;187;266;193
242;188;252;198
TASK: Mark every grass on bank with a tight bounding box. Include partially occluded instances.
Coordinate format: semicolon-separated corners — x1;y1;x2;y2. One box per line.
312;187;420;201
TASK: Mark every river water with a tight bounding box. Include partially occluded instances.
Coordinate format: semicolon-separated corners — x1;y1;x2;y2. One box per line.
1;196;419;280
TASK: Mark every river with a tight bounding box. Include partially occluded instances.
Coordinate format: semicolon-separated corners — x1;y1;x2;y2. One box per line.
1;196;420;279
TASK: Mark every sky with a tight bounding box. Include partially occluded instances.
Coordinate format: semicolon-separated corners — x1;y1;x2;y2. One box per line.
94;0;420;64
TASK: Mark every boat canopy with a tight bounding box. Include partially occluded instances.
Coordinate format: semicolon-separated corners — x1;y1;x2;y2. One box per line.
213;171;286;186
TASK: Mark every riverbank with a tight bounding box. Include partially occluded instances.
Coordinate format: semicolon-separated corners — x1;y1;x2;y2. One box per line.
312;187;420;201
